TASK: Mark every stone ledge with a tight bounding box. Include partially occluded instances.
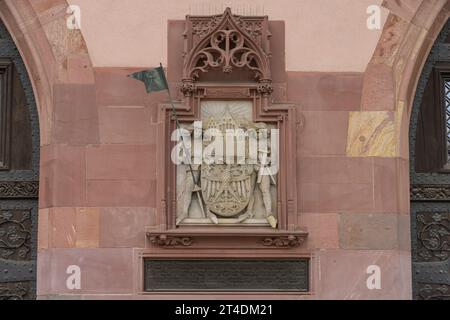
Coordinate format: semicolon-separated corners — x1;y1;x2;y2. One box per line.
145;227;308;249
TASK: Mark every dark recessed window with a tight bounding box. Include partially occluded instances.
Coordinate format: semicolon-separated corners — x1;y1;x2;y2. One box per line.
415;63;450;173
0;58;12;170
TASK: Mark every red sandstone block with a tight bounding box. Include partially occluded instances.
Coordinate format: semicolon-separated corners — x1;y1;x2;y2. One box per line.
268;21;287;83
167;20;185;83
397;158;411;215
382;0;423;23
94;68;148;107
424;5;450;41
300;183;373;213
38;209;49;250
371;15;409;65
99;207;156;248
339;213;399;250
67;55;95;84
298;111;349;156
287;72;362;111
373;158;400;213
48;208;76;249
299;157;373;184
314;249;412;300
98;107;155;144
39;145;54;209
53;84;99;145
30;0;67;14
87;180;156;207
37;248;134;295
86;144;156;181
361;63;395;111
39;145;87;208
397;105;410;161
75;208;100;248
299;213;339;250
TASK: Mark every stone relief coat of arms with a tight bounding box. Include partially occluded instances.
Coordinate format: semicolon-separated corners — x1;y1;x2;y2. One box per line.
176;101;278;228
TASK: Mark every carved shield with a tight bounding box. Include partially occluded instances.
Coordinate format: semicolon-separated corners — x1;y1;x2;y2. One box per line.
201;164;254;217
200;109;255;217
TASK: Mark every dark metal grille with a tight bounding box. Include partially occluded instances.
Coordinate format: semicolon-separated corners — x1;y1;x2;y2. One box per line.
144;259;309;292
0;281;34;300
416;212;450;262
410;18;450;300
0;20;39;300
0;209;32;261
445;80;450;160
412;206;450;300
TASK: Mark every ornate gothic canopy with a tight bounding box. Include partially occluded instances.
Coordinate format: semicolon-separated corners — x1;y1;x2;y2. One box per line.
181;8;272;96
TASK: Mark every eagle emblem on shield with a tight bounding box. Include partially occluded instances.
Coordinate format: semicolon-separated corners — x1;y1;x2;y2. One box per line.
201;111;254;218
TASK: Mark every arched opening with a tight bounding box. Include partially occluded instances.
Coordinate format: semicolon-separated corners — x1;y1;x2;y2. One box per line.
409;18;450;300
0;19;40;300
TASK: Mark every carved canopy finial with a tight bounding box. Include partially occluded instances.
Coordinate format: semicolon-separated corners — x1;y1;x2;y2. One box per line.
182;7;271;87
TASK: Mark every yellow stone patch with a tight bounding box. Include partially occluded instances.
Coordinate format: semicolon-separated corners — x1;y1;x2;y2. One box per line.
346;110;398;157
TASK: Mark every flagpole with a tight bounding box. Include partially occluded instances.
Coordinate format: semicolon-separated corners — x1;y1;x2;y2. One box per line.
159;64;212;222
159;64;197;182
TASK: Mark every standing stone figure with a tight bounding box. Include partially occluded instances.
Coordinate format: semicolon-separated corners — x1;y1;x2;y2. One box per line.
239;148;277;228
177;164;201;225
256;151;277;228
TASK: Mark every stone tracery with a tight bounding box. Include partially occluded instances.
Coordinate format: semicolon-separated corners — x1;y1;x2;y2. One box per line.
182;8;272;95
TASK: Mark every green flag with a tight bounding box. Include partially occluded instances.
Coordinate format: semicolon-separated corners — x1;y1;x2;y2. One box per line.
128;65;168;94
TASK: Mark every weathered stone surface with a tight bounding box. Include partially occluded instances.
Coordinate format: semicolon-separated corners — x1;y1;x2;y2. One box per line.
299;213;339;249
339;213;399;250
346;111;396;157
53;84;99;145
37;248;134;295
98;106;156;144
299;157;373;184
382;0;423;23
75;208;100;248
314;249;412;299
371;14;409;66
299;111;349;156
373;158;399;213
94;68;150;107
39;145;87;208
87;180;156;207
99;207;156;248
287;72;362;111
48;207;76;248
361;63;395;111
300;183;373;213
46;207;100;249
86;145;156;181
38;208;49;250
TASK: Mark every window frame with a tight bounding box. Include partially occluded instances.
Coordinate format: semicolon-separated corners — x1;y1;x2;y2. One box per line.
0;58;13;170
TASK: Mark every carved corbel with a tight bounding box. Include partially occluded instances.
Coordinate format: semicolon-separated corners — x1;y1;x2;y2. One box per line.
148;234;193;247
257;79;274;96
262;235;305;248
146;229;308;249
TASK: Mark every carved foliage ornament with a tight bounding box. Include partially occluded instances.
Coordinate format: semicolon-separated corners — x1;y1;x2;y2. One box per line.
0;282;31;300
416;212;450;262
183;8;271;83
0;210;31;260
0;181;39;199
411;184;450;201
419;284;450;300
149;235;193;247
262;236;305;248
